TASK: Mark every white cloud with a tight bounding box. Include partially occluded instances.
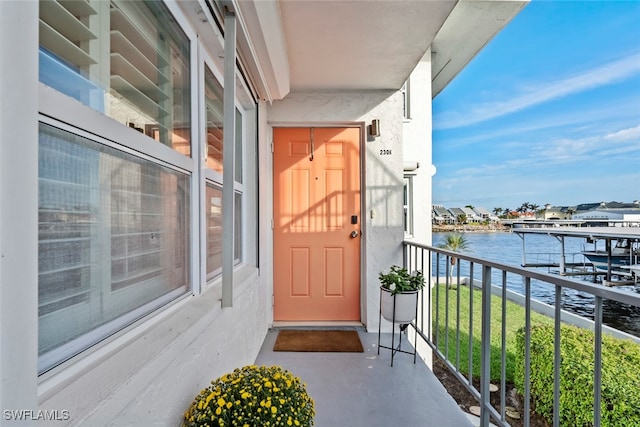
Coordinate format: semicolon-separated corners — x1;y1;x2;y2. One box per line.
436;123;640;189
436;99;640;150
435;52;640;130
604;124;640;141
532;126;640;165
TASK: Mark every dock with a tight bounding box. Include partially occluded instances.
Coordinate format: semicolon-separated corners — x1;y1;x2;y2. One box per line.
513;226;640;285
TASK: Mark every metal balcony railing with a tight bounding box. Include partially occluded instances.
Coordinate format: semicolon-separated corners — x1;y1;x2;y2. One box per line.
403;240;640;427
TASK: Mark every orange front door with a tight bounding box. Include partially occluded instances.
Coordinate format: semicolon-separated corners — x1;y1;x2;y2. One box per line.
273;127;361;321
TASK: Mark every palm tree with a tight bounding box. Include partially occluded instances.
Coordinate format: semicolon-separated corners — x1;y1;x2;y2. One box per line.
438;233;470;282
530;204;540;218
517;202;530;216
566;207;575;220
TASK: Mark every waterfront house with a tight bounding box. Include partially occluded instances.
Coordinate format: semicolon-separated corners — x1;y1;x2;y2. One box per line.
461;206;483;223
474;206;500;223
448;207;468;223
433;204;456;225
0;0;527;424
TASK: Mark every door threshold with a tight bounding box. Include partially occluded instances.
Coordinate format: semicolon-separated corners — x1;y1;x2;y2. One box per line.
272;321;364;329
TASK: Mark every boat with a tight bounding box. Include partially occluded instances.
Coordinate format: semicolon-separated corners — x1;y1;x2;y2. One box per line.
620;265;640;282
582;238;640;274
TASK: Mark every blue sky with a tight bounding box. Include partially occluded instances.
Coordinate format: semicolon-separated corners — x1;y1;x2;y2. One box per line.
432;0;640;212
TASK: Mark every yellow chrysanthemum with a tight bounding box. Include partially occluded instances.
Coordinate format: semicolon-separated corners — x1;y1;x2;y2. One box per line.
182;365;314;427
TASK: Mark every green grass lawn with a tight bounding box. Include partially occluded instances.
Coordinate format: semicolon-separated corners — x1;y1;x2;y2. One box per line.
431;283;554;382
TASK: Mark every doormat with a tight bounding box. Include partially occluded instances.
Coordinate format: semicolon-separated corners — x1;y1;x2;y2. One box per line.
273;330;364;353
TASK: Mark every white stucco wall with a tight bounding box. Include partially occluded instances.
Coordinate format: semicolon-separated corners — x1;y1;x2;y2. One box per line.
267;91;406;331
403;50;434;246
38;268;270;426
400;53;436;367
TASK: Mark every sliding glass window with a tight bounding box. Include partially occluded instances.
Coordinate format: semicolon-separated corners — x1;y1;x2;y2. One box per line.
38;123;190;372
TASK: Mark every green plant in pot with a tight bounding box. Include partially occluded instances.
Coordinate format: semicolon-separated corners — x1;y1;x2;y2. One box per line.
379;265;425;323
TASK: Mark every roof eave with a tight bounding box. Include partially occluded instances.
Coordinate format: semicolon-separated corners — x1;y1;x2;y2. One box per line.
432;0;530;99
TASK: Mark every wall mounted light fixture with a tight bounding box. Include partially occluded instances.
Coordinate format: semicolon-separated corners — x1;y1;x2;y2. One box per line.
368;119;380;137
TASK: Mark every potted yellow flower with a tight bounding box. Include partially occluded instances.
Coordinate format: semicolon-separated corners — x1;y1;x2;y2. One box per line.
379;265;425;323
183;365;315;427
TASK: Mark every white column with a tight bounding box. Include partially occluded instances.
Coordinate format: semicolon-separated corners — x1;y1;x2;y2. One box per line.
222;6;236;308
0;1;39;421
194;41;206;296
403;48;434;246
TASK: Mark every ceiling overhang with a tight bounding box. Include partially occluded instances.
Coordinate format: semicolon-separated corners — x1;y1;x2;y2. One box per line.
233;0;529;100
431;0;529;98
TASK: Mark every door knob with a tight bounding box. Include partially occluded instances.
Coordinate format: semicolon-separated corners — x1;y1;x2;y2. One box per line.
350;230;359;238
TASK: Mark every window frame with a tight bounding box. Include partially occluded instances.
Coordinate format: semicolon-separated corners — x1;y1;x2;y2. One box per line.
201;52;248;284
36;1;199;373
403;175;414;238
402;80;411;120
34;0;259;373
36;117;191;373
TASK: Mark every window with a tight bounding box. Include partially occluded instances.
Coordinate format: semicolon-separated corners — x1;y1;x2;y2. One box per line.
35;0;258;370
205;66;224;172
38;0;191;154
204;64;244;278
234;110;244;262
401;81;411;120
235;109;243;184
403;176;414;237
204;185;242;282
234;191;242;261
205;184;222;278
38;123;190;372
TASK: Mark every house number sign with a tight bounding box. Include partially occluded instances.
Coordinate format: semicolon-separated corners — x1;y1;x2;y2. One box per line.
379;149;392;155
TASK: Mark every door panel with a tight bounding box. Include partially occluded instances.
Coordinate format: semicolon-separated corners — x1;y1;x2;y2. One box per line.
273;127;361;321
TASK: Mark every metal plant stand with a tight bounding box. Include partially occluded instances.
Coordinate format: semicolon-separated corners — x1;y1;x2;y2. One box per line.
377;289;418;367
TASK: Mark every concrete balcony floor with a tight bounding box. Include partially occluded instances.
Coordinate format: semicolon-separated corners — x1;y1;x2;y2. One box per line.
255;329;474;427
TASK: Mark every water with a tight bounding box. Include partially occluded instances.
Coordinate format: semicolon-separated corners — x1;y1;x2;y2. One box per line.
432;231;640;338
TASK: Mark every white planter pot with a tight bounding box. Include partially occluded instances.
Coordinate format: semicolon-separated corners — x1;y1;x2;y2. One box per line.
380;287;418;323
